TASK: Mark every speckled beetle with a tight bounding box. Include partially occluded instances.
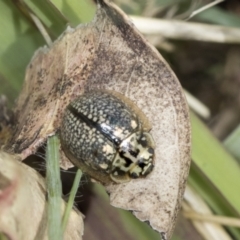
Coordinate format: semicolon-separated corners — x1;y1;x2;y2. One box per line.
60;90;155;184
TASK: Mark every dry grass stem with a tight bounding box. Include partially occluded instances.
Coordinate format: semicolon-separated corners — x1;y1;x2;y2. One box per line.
29;12;52;46
183;212;240;228
185;0;225;21
131;16;240;44
183;185;232;240
184;90;211;119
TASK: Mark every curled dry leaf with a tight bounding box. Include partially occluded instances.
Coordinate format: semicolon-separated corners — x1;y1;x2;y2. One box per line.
0;151;83;240
5;0;191;239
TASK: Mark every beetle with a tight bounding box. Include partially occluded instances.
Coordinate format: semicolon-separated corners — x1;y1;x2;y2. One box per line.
60;90;155;184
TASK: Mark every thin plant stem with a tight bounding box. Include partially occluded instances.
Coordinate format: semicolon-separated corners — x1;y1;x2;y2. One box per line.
62;169;82;233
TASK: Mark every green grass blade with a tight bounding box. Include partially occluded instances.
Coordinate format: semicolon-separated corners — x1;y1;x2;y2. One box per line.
191;111;240;212
62;169;82;233
23;0;68;38
51;0;96;25
0;0;44;99
190;111;240;239
224;124;240;162
46;135;63;240
0;233;8;240
196;6;240;28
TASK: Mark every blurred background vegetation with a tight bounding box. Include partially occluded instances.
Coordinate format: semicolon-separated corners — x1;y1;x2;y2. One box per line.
1;0;240;239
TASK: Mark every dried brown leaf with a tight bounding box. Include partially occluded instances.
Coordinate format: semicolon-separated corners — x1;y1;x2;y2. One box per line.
5;0;191;239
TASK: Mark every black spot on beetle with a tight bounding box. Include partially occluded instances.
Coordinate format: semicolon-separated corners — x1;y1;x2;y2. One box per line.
129;148;139;158
130;172;139;179
148;148;154;154
138;162;146;169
